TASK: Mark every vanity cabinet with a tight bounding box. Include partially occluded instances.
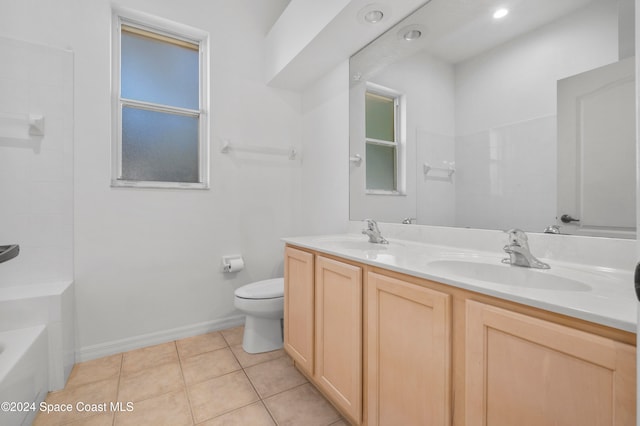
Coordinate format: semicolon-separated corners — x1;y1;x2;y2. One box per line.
283;246;314;376
465;300;636;426
283;244;636;426
315;256;362;424
284;247;363;425
367;272;451;426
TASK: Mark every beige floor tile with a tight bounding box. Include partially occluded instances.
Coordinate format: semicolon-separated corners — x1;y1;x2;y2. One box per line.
229;344;285;368
264;383;340;426
66;353;122;388
198;401;275;426
122;342;178;376
33;377;119;425
220;326;244;346
118;361;184;403
33;327;344;426
177;332;227;359
181;347;241;385
114;389;193;426
244;356;307;398
188;370;259;423
64;412;115;426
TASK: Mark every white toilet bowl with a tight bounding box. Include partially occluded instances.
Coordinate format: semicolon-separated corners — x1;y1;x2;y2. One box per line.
234;278;284;354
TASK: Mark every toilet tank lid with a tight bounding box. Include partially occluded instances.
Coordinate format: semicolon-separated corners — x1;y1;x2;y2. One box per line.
235;278;284;299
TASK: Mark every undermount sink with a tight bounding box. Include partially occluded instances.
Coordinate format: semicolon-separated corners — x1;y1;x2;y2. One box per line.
426;259;591;292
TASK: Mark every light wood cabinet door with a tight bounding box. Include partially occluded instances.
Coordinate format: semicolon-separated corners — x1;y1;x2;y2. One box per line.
465;300;636;426
315;256;363;425
284;246;314;376
367;272;452;426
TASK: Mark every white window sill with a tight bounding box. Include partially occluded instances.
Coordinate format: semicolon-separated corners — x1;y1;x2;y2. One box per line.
111;179;209;190
365;190;406;196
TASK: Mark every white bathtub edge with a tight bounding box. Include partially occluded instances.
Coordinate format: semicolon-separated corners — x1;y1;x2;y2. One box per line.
0;325;46;384
0;325;48;426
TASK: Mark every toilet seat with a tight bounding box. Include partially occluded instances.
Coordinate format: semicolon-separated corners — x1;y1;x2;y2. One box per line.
234;278;283;299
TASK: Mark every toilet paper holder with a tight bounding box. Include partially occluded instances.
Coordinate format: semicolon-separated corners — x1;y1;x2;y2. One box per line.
222;255;245;273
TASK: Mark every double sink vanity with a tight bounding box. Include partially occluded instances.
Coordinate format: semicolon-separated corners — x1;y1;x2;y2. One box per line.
282;224;636;425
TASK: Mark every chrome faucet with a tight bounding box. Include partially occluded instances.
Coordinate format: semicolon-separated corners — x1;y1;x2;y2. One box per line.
402;217;416;224
543;225;561;234
502;229;550;269
362;219;389;244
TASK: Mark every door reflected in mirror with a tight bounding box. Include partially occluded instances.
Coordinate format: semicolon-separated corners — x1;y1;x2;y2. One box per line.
349;0;636;238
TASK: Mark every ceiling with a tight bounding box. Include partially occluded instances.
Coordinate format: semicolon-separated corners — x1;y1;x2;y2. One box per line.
351;0;599;79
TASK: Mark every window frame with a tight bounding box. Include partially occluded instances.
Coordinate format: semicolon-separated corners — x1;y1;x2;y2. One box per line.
111;8;210;189
364;82;405;195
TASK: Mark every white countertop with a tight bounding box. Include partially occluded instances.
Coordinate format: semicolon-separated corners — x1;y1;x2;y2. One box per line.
283;234;637;333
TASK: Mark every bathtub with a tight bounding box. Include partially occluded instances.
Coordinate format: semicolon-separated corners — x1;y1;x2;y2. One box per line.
0;281;75;426
0;326;48;426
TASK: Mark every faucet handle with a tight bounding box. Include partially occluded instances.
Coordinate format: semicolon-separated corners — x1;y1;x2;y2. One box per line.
363;218;379;231
543;225;561;234
504;228;528;247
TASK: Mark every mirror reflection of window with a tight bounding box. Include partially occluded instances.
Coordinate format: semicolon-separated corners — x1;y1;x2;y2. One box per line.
365;86;401;192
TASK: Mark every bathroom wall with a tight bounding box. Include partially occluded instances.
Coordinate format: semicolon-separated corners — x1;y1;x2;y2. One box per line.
2;0;309;360
0;36;73;288
296;61;350;236
454;0;619;230
73;0;302;359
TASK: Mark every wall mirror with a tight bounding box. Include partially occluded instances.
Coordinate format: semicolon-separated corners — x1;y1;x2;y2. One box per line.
349;0;636;238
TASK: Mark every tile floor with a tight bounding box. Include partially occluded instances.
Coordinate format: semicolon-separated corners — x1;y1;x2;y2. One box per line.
33;326;347;426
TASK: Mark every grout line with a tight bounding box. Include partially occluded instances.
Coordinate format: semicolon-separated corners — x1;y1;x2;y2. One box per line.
111;352;123;426
263;380;308;400
241;366;263;401
174;340;197;426
261;396;280;426
115;343;194;423
259;399;279;426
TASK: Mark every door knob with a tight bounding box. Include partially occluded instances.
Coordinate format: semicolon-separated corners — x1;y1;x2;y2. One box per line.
560;214;580;223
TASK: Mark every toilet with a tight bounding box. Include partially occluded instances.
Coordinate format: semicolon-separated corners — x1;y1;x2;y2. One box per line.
233;278;284;354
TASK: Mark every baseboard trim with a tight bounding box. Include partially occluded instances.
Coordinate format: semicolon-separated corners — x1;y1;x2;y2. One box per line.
76;315;245;362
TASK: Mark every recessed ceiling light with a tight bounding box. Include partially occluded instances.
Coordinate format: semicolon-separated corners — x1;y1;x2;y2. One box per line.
357;4;389;25
493;8;509;19
364;10;384;24
403;29;422;41
397;25;425;42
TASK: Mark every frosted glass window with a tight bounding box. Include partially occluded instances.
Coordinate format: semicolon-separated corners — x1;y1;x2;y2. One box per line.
366;143;397;191
365;87;400;192
366;92;395;142
122;107;199;182
121;28;199;110
112;15;209;189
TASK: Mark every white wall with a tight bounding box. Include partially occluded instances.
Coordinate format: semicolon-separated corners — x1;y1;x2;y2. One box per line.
3;0;306;359
296;61;350;236
455;0;619;136
0;37;73;288
265;0;351;84
454;0;619;231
